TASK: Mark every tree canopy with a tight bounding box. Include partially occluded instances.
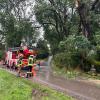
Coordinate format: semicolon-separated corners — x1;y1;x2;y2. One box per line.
0;0;100;71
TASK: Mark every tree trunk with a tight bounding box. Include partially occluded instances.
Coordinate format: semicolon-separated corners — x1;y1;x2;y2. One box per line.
76;0;92;39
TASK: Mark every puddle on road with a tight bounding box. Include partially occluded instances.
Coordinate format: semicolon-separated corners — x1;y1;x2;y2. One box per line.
36;56;53;81
36;66;51;81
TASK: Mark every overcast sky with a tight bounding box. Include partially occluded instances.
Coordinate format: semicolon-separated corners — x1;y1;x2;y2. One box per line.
26;0;44;39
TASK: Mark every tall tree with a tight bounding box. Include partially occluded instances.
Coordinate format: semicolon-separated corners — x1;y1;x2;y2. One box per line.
34;0;76;54
0;0;36;48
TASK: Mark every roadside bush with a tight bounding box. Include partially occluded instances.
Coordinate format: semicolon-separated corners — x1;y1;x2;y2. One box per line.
53;53;66;68
54;34;100;73
54;35;91;71
87;49;100;73
0;50;4;60
89;34;100;72
54;52;81;70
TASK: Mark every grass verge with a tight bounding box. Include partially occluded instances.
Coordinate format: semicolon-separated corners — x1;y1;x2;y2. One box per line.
52;64;80;79
52;63;100;81
0;68;74;100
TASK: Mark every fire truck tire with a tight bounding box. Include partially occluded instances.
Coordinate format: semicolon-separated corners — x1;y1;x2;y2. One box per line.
12;62;16;70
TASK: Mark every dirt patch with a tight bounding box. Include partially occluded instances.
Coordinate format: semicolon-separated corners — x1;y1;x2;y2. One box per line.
86;79;100;85
32;88;48;100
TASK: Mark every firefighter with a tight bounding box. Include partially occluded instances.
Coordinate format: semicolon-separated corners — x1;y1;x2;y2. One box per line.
28;55;36;76
17;50;23;77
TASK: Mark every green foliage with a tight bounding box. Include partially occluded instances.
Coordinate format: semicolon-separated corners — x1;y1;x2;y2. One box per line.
86;35;100;72
0;0;37;48
6;16;35;47
52;64;81;79
54;53;67;68
34;0;100;55
54;35;91;70
0;0;100;73
37;39;49;54
34;0;77;54
0;50;4;60
94;34;100;45
35;0;100;72
87;50;97;61
59;35;91;54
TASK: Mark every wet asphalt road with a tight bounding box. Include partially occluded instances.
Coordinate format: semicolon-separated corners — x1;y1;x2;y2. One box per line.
32;60;100;100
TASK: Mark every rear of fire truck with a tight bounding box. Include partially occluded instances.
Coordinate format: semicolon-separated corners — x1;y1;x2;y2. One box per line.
5;48;19;69
17;47;37;78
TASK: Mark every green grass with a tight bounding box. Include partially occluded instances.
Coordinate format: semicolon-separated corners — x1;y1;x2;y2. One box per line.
80;72;100;80
52;64;100;80
52;64;80;79
0;69;74;100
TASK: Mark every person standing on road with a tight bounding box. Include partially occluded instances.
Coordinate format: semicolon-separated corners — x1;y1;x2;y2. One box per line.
37;61;40;70
17;50;24;77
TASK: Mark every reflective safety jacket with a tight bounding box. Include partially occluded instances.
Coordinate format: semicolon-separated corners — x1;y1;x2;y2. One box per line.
17;56;23;67
28;56;34;66
17;59;22;67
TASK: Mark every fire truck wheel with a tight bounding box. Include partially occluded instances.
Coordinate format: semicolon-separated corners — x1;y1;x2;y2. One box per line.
26;73;29;78
12;62;16;70
6;64;9;69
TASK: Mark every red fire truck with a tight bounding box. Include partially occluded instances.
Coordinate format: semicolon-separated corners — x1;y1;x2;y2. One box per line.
5;46;38;77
